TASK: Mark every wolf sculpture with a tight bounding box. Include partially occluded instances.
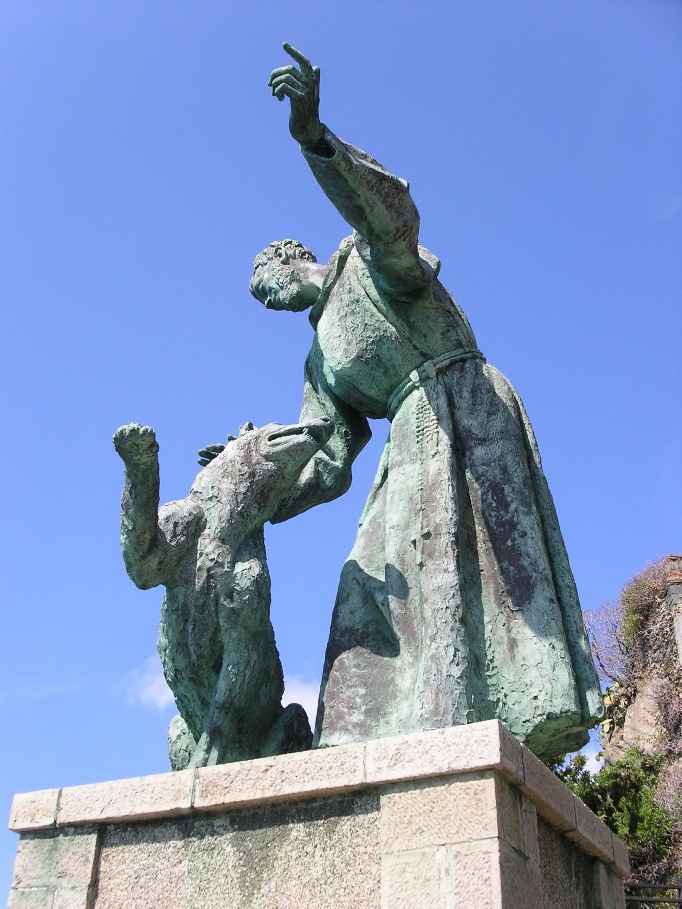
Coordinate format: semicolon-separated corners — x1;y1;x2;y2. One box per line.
113;417;333;768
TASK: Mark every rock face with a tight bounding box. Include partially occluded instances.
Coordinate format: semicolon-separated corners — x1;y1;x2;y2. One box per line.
596;555;682;879
114;418;333;768
603;554;682;765
669;556;682;670
603;675;664;763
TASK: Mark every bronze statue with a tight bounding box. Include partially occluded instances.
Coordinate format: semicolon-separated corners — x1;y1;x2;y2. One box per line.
247;45;603;761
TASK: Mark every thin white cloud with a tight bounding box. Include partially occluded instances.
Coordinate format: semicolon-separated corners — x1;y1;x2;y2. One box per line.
123;655;175;711
282;675;320;727
121;660;320;727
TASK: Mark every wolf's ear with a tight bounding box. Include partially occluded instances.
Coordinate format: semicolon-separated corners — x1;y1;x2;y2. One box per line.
238;422;256;437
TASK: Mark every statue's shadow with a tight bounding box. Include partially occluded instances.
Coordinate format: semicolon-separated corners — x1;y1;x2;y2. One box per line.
323;559;404;667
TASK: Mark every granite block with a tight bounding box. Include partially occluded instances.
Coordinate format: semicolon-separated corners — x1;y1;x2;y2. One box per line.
366;721;523;787
57;771;193;826
193;742;365;811
9;791;60;833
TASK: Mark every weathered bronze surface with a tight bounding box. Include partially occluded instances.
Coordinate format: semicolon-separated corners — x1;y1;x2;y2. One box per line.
114;418;331;767
252;46;603;761
117;45;603;767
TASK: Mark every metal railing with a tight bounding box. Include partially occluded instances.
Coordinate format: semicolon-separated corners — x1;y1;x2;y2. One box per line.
625;881;682;907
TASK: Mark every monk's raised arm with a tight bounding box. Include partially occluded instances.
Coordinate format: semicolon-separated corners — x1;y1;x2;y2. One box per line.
269;44;428;295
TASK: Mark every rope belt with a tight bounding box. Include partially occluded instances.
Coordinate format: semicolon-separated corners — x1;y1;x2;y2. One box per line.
386;346;485;422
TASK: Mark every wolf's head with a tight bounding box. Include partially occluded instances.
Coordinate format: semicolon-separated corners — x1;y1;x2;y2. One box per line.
192;418;333;529
257;418;333;467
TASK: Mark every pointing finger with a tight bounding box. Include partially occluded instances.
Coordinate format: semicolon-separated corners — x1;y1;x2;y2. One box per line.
283;42;314;74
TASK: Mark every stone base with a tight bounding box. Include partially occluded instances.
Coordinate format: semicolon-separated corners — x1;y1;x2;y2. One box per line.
8;721;629;909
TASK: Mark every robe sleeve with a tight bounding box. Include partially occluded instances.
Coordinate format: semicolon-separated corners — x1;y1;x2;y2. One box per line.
301;129;429;297
270;336;372;523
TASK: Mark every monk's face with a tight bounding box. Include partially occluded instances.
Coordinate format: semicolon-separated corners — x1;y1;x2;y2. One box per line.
252;261;312;312
250;257;326;312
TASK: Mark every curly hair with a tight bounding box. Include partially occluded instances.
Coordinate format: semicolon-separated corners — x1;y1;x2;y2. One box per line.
251;239;316;274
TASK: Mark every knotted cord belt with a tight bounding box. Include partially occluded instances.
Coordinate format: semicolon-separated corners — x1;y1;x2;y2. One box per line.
386;347;485;422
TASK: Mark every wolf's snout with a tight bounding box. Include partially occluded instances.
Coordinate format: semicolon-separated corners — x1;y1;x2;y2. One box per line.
267;418;333;447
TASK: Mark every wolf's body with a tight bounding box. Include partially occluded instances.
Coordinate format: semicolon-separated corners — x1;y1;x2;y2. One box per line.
114;418;332;767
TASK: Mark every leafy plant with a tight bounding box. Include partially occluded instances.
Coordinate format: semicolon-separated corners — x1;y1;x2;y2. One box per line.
573;557;682;882
620;560;668;645
558;747;675;881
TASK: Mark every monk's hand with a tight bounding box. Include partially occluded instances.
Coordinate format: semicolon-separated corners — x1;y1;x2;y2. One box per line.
268;43;325;150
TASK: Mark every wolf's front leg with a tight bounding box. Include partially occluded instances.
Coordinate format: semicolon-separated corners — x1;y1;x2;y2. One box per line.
113;423;169;589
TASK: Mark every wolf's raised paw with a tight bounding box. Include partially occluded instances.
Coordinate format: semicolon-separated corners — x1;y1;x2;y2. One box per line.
113;423;158;465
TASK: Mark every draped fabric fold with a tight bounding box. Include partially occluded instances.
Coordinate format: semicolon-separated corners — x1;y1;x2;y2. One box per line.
315;356;602;760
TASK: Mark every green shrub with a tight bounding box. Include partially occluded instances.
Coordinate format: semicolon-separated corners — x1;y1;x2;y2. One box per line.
620;559;668;646
558;747;674;880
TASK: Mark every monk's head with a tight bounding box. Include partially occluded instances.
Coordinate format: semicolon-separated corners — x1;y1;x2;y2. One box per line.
249;239;325;312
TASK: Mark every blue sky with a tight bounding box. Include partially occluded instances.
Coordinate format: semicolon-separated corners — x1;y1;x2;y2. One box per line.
1;1;680;892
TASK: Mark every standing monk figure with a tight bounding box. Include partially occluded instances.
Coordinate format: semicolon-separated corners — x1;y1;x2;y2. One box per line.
248;45;603;761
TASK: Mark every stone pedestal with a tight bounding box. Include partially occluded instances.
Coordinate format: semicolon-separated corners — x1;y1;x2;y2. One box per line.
8;721;629;908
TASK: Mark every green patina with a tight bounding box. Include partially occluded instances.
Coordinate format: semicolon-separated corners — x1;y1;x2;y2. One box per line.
116;44;604;768
254;45;603;762
114;418;330;767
